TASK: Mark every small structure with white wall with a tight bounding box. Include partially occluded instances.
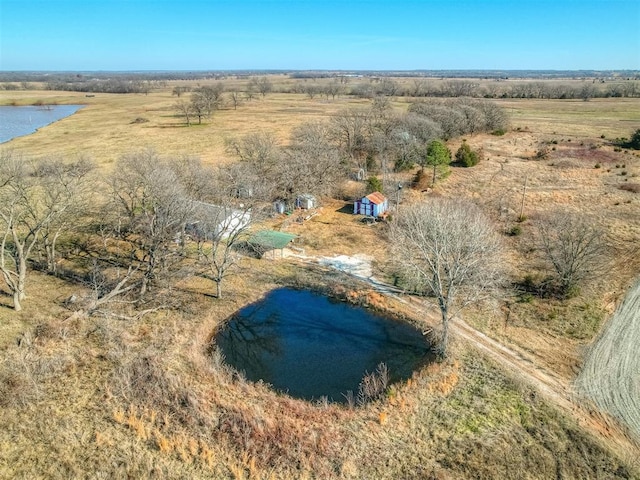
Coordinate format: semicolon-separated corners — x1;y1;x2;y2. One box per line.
187;201;251;241
296;194;317;210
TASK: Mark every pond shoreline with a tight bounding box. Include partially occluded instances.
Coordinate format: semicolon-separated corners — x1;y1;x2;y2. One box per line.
214;287;434;404
0;104;84;144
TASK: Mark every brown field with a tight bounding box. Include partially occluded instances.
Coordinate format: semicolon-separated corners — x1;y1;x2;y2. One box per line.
1;81;639;478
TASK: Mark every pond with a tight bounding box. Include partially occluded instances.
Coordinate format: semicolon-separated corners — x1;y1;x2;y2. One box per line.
0;105;84;143
214;288;434;403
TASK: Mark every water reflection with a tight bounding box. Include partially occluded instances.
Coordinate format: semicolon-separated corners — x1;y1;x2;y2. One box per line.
215;288;433;403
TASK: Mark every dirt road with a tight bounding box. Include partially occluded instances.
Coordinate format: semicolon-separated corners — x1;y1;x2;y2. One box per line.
290;252;640;459
576;278;640;440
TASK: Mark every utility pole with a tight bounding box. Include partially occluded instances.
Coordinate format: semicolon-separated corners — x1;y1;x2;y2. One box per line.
519;175;528;221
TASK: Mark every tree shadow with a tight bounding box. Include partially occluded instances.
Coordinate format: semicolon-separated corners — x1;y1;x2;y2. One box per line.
0;289;14;310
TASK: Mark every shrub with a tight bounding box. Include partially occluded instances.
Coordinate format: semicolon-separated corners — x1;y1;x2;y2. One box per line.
393;154;414;172
534;146;549;160
366;176;383;194
620;129;640;150
507;225;522;236
455;142;481;167
491;128;506;136
594;163;601;169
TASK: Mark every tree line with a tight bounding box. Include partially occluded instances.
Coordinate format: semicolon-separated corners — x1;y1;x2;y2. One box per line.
4;72;639;101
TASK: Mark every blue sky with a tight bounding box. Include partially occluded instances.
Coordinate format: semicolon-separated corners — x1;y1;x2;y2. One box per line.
1;0;638;71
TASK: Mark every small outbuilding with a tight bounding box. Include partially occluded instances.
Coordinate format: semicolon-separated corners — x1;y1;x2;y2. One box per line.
295;194;317;210
248;230;297;258
353;192;389;217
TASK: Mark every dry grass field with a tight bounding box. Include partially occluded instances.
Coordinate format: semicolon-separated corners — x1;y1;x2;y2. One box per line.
1;80;639;478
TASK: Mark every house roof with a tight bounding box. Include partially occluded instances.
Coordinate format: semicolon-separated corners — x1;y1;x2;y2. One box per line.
365;192;387;205
248;230;297;250
192;201;243;221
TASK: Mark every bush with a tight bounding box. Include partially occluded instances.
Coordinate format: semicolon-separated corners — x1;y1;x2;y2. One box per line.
366;176;383;194
454;142;482;167
393;154;414;172
491;128;506;136
507;225;522;236
620;129;640;150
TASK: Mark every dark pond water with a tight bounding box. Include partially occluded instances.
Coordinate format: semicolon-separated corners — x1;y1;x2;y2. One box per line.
0;105;83;143
215;288;433;403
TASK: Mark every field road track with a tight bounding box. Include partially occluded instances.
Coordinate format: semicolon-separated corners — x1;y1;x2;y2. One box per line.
576;277;640;440
287;252;640;460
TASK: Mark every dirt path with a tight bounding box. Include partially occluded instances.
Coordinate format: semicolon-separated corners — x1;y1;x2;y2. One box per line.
576;278;640;440
286;251;640;460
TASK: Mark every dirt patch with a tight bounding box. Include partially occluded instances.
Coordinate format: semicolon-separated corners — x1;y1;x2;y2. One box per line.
319;254;373;278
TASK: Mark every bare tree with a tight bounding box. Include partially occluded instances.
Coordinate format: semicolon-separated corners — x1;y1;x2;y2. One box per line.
251;76;272;98
171;85;191;97
34;156;95;274
0;151;89;310
375;78;399;97
411;79;427;97
392;113;443;171
229;90;242;110
409;102;466;140
190;84;225;124
225;131;280;183
390;199;504;356
279;122;346;200
535;211;608;297
441;80;479;97
324;80;342;100
409;98;507;139
304;84;320;99
173;155;216;201
244;83;257;101
330;108;372;177
174;99;192;126
0;151;39;311
191;195;253;299
109;150;194;300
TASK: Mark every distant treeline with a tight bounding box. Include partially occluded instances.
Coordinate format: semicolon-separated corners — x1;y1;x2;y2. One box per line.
1;70;639;99
44;78;161;94
286;78;640;100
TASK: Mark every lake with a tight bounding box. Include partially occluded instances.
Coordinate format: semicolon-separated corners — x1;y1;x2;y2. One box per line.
215;288;433;403
0;105;84;143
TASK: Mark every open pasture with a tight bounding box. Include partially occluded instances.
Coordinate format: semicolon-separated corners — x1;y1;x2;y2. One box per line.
1;80;639;478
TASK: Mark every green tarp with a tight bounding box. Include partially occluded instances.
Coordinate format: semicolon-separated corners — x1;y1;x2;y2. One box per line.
248;230;297;250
